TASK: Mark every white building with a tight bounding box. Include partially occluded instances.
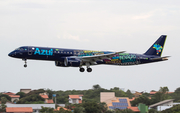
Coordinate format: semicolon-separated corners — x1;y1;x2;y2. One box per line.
69;95;83;104
149;99;174;111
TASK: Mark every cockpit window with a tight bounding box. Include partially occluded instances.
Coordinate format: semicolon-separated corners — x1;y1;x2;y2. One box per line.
20;48;24;51
15;48;20;50
15;47;25;51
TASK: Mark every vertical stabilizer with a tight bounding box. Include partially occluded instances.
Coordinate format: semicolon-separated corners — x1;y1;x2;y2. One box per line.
144;35;167;56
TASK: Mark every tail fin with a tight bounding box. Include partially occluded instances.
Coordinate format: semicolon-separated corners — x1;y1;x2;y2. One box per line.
144;35;167;56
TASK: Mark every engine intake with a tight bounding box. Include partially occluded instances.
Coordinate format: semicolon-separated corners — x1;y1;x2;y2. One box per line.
55;57;81;67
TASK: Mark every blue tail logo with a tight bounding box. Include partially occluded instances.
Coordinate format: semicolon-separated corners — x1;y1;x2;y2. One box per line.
153;44;163;55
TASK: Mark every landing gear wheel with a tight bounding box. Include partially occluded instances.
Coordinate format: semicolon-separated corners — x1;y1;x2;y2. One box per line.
87;68;92;72
23;59;27;68
79;68;85;72
24;64;27;68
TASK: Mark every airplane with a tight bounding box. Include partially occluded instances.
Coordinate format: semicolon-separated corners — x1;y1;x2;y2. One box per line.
8;35;169;72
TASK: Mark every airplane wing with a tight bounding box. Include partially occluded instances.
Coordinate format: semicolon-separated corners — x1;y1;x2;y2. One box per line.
71;51;125;64
151;56;170;61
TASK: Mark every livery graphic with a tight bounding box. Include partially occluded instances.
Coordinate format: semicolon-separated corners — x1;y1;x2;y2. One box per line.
153;44;163;54
34;48;53;56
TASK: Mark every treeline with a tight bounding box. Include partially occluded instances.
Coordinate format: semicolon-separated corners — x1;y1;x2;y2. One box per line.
47;84;129;104
1;84;180;105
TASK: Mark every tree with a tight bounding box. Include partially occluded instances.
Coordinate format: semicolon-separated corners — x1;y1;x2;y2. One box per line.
39;106;54;113
99;102;108;113
17;94;45;104
159;87;169;94
93;84;101;90
0;94;11;102
1;97;8;104
83;101;101;113
149;109;159;113
131;95;151;106
16;92;25;99
126;90;134;99
74;107;85;113
0;104;7;112
175;87;180;93
161;104;180;113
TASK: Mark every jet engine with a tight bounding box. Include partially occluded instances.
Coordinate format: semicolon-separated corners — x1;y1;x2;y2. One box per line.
55;57;81;67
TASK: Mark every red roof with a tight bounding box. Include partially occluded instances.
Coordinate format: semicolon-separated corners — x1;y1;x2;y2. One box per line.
47;99;54;104
9;95;20;98
6;107;33;112
69;95;80;99
3;92;15;95
127;107;140;112
40;95;49;99
150;92;157;94
129;97;135;101
150;91;174;95
55;107;71;111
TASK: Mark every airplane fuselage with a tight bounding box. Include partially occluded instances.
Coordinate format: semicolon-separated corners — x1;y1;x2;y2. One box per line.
8;46;165;67
8;35;169;72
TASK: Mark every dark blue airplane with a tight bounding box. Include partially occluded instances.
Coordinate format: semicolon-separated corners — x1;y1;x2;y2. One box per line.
8;35;169;72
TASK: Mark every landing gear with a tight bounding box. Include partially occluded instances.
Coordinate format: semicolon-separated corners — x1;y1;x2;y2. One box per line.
86;62;92;72
79;68;85;72
87;68;92;72
23;59;27;68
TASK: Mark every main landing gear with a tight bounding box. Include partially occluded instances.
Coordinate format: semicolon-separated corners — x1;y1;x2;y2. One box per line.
23;59;27;68
79;67;92;72
79;62;92;73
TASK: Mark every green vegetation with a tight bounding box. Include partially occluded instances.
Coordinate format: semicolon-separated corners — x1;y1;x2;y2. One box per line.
161;104;180;113
55;84;128;104
0;93;11;102
16;89;45;104
131;86;172;106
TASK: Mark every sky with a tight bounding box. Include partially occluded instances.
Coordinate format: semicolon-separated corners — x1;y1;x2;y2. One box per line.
0;0;180;93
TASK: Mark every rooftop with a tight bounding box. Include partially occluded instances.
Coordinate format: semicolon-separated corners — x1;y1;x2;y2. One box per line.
6;107;33;112
6;104;56;109
40;94;49;99
47;99;54;104
69;95;80;99
127;107;140;112
149;99;174;108
3;92;15;95
9;95;20;98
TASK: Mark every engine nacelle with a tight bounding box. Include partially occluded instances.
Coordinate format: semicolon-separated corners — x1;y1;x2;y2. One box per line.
64;57;81;67
55;61;66;67
55;57;81;67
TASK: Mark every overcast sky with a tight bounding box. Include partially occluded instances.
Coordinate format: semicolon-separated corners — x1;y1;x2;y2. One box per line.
0;0;180;93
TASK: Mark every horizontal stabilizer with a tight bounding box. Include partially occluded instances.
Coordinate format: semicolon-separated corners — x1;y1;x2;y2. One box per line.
151;56;170;61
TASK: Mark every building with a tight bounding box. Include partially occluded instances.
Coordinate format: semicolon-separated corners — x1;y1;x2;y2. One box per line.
3;92;20;102
100;92;148;113
9;95;20;102
69;95;83;104
149;99;174;111
6;107;33;113
20;89;31;94
54;107;71;111
101;92;132;110
6;104;56;113
39;94;54;104
133;91;142;97
150;91;174;95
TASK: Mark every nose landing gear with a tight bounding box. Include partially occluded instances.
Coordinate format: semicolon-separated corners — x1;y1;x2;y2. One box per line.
23;59;27;68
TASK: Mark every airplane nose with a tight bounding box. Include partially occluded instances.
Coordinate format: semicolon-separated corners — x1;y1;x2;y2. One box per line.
8;52;14;57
